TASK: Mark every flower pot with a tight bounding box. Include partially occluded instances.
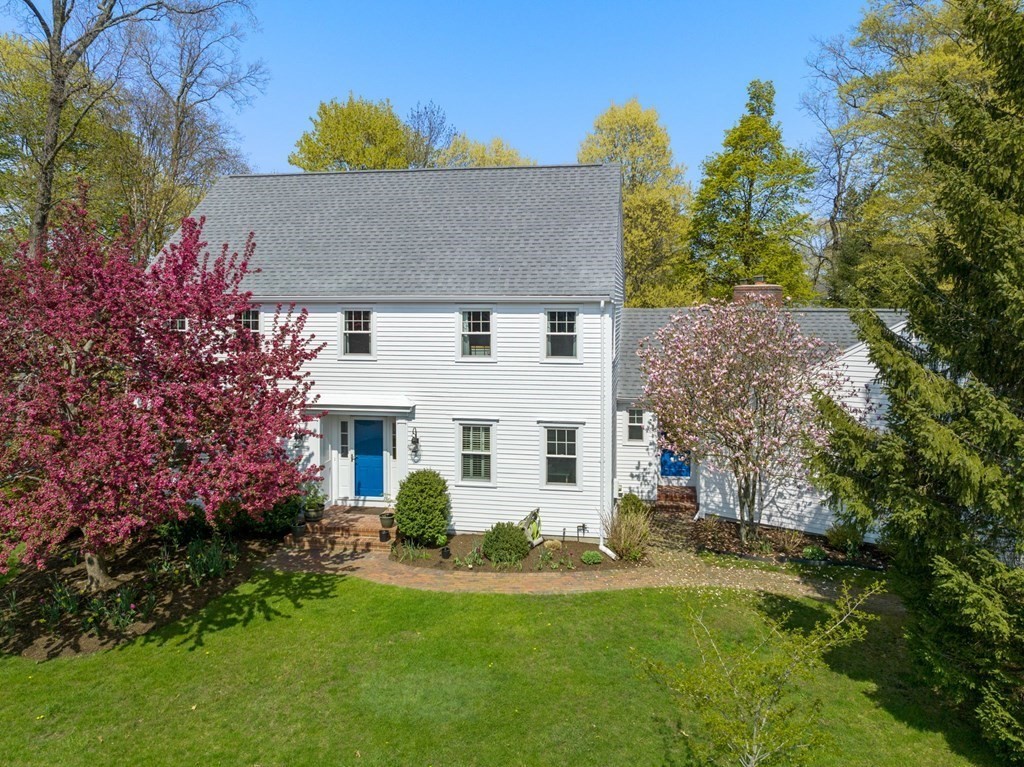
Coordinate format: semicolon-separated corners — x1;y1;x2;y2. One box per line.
441;546;451;559
291;522;306;537
305;504;324;523
379;529;390;543
379;512;395;529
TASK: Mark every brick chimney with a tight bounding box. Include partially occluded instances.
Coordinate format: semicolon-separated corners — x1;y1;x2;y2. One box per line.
732;276;784;305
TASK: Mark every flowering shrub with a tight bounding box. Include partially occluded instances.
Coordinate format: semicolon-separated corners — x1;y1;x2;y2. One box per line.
640;300;851;543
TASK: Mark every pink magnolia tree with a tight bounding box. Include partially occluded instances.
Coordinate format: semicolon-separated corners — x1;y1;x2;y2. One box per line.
0;205;323;588
639;299;849;544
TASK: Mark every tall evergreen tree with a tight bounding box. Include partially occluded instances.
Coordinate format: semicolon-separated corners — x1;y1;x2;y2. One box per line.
689;81;815;300
816;1;1024;760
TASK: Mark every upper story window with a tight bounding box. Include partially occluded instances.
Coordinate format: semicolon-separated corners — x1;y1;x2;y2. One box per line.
236;309;260;332
546;310;577;358
170;317;188;332
545;427;577;485
344;310;372;355
627;409;644;441
461;424;492;482
461;310;491;357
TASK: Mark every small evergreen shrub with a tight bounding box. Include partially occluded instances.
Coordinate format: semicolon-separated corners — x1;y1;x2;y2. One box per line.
801;545;828;561
580;550;603;565
618;492;650;517
395;469;451;546
825;521;865;558
482;522;530;566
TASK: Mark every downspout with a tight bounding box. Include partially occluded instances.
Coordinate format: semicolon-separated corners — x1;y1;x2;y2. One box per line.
598;298;618;561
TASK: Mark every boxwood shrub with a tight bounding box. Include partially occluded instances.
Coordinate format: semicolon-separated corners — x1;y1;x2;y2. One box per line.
395;469;451;546
482;522;530;566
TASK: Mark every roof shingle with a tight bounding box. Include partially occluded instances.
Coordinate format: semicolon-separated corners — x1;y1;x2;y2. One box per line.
616;307;905;402
183;164;623;300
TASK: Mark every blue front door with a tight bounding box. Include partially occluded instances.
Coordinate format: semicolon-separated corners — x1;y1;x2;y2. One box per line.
354;420;385;497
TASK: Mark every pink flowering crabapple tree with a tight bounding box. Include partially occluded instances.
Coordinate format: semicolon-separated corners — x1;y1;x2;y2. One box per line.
0;205;323;589
639;298;849;544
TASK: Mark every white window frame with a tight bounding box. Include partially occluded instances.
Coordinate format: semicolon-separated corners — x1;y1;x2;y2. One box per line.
544;307;577;358
170;317;189;332
627;408;645;442
453;419;497;487
236;308;260;332
539;422;583;490
457;308;495;361
540;307;582;363
340;308;374;359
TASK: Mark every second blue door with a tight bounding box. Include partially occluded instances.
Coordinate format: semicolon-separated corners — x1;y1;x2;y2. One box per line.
354;420;384;497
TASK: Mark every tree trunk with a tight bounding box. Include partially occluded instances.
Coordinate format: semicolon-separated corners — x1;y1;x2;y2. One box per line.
84;550;117;592
29;67;68;252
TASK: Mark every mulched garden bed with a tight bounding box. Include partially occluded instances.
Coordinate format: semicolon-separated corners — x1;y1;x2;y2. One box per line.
0;534;278;660
653;509;888;570
391;533;644;572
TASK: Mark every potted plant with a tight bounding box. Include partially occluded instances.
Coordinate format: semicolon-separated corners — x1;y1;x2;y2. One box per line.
379;494;395;529
303;486;327;523
291;507;306;537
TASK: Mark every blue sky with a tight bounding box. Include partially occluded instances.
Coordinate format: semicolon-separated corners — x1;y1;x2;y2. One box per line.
231;0;866;182
3;0;867;183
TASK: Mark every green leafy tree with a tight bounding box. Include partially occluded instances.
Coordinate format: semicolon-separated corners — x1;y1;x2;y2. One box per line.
648;584;880;767
289;93;410;172
689;81;815;300
0;35;136;244
816;2;1024;760
806;0;990;307
578;98;696;307
436;133;534;168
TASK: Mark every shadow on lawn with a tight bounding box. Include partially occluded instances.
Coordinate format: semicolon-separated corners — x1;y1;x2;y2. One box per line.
754;593;1001;767
138;569;342;652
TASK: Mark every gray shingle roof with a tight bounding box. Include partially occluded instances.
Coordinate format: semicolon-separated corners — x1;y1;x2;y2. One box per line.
617;307;905;402
182;164;622;299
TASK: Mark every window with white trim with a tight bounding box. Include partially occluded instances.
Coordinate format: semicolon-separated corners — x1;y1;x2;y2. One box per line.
339;420;349;457
546;310;577;358
627;409;644;441
170;317;188;332
236;309;259;331
461;310;491;357
545;427;577;485
461;424;492;481
391;421;397;460
344;310;372;355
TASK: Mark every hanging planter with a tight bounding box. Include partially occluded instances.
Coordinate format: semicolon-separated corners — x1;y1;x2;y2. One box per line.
379;511;395;529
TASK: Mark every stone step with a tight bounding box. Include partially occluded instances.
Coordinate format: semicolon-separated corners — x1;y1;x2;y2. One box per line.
283;531;393;554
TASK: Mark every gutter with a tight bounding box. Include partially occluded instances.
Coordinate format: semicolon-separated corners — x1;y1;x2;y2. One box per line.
251;294;615;305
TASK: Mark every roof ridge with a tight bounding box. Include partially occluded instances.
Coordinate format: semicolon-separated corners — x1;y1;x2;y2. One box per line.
225;163;614;180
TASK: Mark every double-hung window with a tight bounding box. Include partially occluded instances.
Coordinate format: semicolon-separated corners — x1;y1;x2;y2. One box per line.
546;310;577;358
461;310;491;357
170;317;188;332
627;409;644;441
344;310;372;355
461;425;492;482
236;309;260;331
545;427;577;485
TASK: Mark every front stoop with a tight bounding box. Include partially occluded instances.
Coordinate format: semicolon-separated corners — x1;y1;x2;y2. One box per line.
656;485;698;516
284;507;394;555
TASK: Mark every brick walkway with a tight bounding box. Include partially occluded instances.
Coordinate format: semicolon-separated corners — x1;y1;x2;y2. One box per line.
263;545;841;600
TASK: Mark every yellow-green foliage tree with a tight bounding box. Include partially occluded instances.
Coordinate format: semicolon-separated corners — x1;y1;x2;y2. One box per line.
289;93;410;172
807;0;990;307
689;81;815;301
435;134;534;168
578;98;695;307
0;35;137;243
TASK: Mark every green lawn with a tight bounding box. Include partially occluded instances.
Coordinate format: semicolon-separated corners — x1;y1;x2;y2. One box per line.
0;571;996;766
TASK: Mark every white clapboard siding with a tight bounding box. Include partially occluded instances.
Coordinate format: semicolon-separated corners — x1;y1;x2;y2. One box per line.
613;407;697;500
273;301;612;539
697;340;888;535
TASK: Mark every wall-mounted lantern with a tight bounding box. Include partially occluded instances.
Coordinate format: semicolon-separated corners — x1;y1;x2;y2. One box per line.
408;427;421;458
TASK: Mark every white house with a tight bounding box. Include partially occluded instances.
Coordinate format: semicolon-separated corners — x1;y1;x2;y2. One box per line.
188;164;902;541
